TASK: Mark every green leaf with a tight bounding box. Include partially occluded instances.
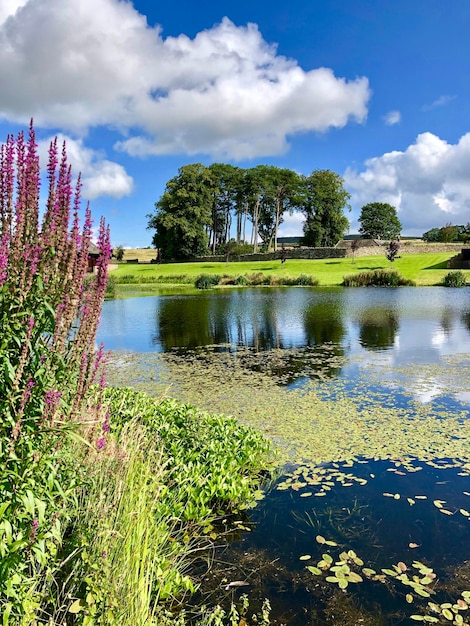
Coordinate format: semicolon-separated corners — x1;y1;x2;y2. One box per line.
69;599;85;614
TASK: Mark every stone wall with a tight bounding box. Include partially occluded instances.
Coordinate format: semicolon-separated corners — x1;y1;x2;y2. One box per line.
341;242;465;257
194;247;347;263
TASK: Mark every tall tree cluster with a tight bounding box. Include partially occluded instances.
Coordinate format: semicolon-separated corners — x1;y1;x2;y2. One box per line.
147;164;351;260
422;223;470;243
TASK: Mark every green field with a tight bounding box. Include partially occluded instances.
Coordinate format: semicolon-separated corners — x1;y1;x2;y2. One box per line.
110;252;468;294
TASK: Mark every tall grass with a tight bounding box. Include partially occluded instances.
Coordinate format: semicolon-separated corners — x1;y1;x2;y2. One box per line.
57;420;194;626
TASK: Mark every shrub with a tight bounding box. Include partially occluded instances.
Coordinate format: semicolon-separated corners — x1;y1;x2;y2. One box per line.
235;275;248;285
245;272;270;286
114;273;192;284
443;270;467;287
195;274;221;289
219;274;237;285
105;274;117;298
342;269;415;287
296;274;319;286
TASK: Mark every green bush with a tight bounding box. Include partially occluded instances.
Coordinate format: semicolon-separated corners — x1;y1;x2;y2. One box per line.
443;270;467;287
105;274;117;298
295;274;318;286
342;269;415;287
195;274;221;289
235;275;248;285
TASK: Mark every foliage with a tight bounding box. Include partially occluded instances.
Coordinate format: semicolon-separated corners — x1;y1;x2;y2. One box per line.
195;274;221;289
207;163;242;255
342;269;415;287
385;240;401;262
105;274;117;298
147;164;349;256
423;222;470;243
194;272;319;289
443;270;467;287
300;170;350;247
60;420;195;625
114;273;193;285
103;388;273;520
358;202;402;240
0;124;110;622
438;223;459;242
147;163;214;260
221;241;254;257
113;245;125;261
40;385;271;625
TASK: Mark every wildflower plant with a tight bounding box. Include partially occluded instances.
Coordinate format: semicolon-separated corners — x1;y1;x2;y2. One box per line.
0;122;110;621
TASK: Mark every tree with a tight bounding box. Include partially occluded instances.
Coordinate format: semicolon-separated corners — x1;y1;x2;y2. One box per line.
439;222;458;242
358;202;401;239
207;163;241;254
385;240;400;262
422;227;441;242
300;170;350;247
114;245;124;261
147;163;214;260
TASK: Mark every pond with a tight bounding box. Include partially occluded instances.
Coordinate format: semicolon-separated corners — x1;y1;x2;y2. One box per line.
98;287;470;625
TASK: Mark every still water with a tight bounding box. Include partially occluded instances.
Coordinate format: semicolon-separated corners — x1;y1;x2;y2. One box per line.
98;287;470;625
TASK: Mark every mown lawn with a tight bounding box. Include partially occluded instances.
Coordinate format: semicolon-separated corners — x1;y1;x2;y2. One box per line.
110;252;467;289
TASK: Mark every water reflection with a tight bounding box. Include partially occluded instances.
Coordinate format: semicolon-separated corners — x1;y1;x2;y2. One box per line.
98;287;470;393
356;308;399;351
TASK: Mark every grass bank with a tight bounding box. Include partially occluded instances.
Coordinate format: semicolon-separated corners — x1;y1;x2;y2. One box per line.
109;252;468;296
44;387;273;626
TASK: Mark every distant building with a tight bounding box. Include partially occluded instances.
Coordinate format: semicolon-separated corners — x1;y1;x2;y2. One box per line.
277;236;302;247
88;242;100;272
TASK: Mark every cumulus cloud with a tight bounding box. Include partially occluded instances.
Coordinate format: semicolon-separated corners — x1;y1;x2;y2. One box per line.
0;0;370;159
38;135;134;200
345;132;470;234
383;110;401;125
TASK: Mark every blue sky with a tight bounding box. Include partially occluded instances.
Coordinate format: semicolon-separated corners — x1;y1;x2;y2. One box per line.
1;0;469;246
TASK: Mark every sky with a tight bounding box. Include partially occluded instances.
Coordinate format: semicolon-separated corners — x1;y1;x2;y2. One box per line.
1;0;469;247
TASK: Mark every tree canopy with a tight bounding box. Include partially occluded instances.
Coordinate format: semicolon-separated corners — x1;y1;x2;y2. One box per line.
147;164;351;259
147;163;214;260
300;170;351;247
358;202;402;240
422;223;470;243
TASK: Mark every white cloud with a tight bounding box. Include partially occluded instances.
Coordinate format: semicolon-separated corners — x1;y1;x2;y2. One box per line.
383;110;401;125
278;212;305;238
0;0;370;159
38;135;134;200
345;132;470;234
422;94;457;111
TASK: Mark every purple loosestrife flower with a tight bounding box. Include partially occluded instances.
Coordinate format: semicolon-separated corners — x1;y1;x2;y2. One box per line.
102;412;110;433
0;233;9;286
29;518;39;542
96;436;106;451
43;389;62;423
